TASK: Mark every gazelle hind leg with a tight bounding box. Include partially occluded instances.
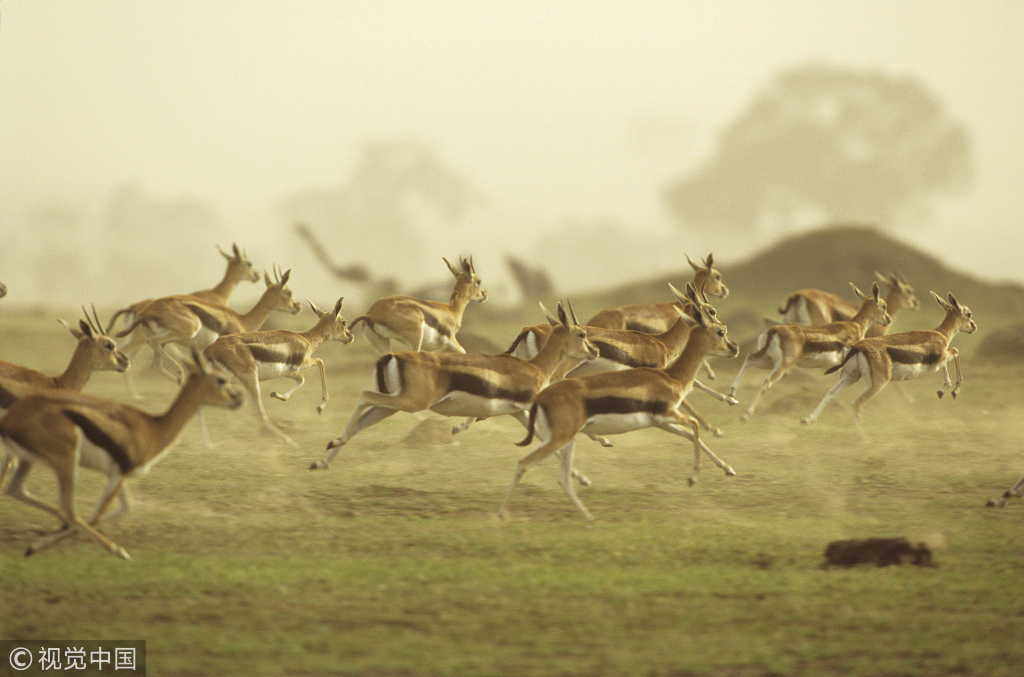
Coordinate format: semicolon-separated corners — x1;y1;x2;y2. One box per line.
554;441;593;520
802;367;861;425
499;437;567;519
31;473;131;555
311;403;398;469
28;469;129;559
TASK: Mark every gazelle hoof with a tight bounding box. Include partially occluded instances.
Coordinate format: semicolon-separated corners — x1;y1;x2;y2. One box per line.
724;466;737;476
725;396;739;406
309;460;329;470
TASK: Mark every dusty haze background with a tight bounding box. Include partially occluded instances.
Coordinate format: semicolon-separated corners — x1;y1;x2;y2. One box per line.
1;1;1022;311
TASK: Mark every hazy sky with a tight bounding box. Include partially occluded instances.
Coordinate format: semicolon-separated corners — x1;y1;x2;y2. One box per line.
1;1;1022;307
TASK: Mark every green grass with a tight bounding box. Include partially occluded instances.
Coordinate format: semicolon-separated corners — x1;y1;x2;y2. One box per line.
2;312;1023;676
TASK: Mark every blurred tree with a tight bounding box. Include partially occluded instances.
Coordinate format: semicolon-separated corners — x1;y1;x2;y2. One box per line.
663;63;972;236
285;138;486;289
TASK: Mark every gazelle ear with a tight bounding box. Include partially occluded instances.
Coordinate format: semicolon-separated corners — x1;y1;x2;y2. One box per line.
668;282;688;305
218;244;231;260
686;253;701;272
308;299;326;318
443;257;460;277
333;297;344;315
191;346;211;374
931;291;951;311
540;301;559;327
874;271;891;286
59;317;84;339
947;293;962;311
556;301;571;328
872;281;881;300
705;253;714;268
849;282;866;300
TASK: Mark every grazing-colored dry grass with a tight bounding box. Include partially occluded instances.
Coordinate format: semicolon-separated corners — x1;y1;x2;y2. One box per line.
2;304;1023;677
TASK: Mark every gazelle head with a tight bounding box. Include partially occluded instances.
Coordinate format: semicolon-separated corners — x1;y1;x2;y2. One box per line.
876;271;920;311
189;347;245;410
220;243;261;285
851;282;892;328
444;256;488;304
541;300;599;363
680;283;739;359
264;267;303;315
931;292;977;335
310;297;355;344
59;305;130;373
687;253;728;299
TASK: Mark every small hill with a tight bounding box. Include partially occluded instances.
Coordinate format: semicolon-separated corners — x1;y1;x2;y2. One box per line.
578;225;1024;330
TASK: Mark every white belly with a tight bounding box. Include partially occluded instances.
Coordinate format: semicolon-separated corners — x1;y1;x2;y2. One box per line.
428;391;522;419
256;362;295;381
581;412;657;436
890;360;941;382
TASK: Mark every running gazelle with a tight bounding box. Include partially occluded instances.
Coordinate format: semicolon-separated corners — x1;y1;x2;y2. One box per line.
501;284;739;521
203;298;354;446
350;256;486;354
801;292;977;438
728;282;891;421
310;301;599;477
0;348;243;559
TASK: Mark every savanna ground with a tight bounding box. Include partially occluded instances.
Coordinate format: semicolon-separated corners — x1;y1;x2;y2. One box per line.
1;303;1023;677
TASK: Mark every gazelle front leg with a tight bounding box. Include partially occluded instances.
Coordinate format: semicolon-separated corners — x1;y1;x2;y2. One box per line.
694;380;739;406
936;348;963;399
987;475;1024;508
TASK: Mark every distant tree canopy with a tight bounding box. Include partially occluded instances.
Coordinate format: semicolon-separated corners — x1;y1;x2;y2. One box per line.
285;138;486;288
663;63;972;236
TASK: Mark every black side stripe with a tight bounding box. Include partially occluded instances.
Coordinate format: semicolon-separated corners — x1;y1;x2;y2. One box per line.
183;303;228;334
62;409;133;475
249;345;305;367
886;347;942;365
449;372;533;403
420;310;453;337
585;396;668;418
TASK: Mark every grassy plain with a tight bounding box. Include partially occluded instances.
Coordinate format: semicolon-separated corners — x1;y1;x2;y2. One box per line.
1;305;1023;676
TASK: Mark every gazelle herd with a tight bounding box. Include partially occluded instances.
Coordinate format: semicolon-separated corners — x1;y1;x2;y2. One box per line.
0;244;1018;558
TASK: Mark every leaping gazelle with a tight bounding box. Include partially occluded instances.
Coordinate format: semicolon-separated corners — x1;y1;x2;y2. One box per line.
0;348;243;559
0;307;131;489
728;282;891;421
349;256;486;354
203;298;354;446
801;292;977;438
310;301;599;475
500;284;739;521
115;267;302;388
585;254;728;334
1;306;130;413
777;271;919;337
106;243;261;334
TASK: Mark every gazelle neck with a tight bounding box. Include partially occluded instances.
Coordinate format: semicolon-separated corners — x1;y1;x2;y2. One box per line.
665;327;713;384
52;339;95;391
935;308;961;341
149;372;210;451
239;289;283;330
208;261;248;301
527;326;570;378
849;299;878;333
446;279;474;320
